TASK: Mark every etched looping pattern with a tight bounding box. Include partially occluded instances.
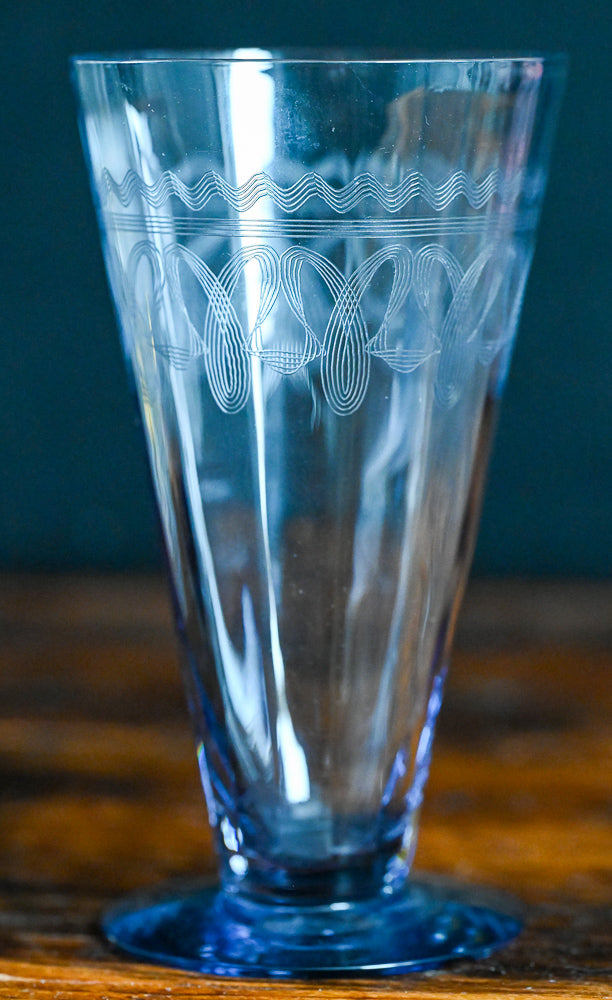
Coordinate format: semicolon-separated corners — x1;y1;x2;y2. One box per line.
126;240;524;415
281;247;371;415
164;243;253;413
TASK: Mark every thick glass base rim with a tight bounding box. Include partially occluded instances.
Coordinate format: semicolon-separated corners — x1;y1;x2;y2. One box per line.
102;877;522;978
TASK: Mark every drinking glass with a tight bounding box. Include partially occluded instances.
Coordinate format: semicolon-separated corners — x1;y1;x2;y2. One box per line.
72;51;565;976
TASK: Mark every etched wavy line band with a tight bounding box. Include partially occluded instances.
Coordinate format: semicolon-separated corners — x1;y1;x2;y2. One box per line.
102;166;522;215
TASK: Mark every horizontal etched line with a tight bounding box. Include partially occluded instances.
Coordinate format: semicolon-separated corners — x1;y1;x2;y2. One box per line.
103;212;538;239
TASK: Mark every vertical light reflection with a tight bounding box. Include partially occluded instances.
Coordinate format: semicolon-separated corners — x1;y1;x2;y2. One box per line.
229;55;310;804
120;96;274;780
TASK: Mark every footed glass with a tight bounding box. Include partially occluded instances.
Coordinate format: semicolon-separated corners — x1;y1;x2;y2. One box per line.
72;51;565;977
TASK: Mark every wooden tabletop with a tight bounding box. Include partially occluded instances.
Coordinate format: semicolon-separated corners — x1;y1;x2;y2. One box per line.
0;574;610;998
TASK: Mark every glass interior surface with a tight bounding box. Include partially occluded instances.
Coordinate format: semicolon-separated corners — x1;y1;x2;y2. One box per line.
72;51;565;976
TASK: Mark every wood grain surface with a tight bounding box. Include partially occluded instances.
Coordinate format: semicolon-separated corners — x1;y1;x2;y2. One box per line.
0;575;610;998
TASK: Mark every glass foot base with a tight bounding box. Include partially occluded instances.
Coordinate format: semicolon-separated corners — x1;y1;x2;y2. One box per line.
102;878;521;977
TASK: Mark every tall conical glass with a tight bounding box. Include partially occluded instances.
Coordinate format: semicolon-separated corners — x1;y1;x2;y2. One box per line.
72;51;565;976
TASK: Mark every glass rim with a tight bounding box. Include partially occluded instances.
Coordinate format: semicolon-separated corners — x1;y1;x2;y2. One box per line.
70;48;567;70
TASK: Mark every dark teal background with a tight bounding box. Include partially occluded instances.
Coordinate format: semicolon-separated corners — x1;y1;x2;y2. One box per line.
1;1;610;575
